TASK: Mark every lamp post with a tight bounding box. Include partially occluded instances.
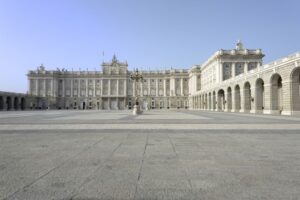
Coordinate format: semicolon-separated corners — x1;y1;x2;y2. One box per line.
130;68;143;115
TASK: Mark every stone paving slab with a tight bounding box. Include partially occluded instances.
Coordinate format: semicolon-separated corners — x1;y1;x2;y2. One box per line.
2;123;300;130
0;110;300;200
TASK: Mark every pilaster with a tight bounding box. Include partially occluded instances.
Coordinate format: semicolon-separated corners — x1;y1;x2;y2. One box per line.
263;84;271;114
62;79;65;98
163;79;167;96
231;62;236;79
85;79;88;97
93;79;96;97
180;78;184;96
117;79;119;96
71;79;74;97
156;79;159;96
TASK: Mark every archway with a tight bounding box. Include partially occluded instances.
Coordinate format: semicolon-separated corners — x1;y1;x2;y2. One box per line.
14;97;19;110
204;94;208;109
6;96;12;110
83;102;86;110
270;74;283;113
255;78;264;111
291;67;300;113
212;91;216;110
0;96;3;110
200;95;203;109
21;98;26;110
217;89;225;111
244;82;251;111
227;87;232;111
234;85;241;111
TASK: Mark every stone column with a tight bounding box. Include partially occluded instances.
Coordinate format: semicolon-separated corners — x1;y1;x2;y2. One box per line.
36;79;39;96
282;80;292;115
250;86;256;113
62;79;65;98
199;95;202;110
133;81;136;97
28;79;31;95
117;79;119;96
93;79;96;97
156;79;159;96
108;79;111;96
194;96;196;109
78;79;81;97
51;79;53;97
244;62;248;74
231;89;236;112
101;79;103;96
43;79;46;97
263;84;271;114
220;63;223;82
71;79;74;97
180;78;184;96
124;79;127;96
53;79;57;97
231;63;236;79
148;79;151;95
163;79;167;96
85;79;88;97
140;81;143;97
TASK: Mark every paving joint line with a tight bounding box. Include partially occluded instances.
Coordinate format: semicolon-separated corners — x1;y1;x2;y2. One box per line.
68;133;128;200
4;135;106;200
133;133;149;200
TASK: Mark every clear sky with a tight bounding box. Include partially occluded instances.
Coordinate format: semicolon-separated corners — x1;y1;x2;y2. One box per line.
0;0;299;93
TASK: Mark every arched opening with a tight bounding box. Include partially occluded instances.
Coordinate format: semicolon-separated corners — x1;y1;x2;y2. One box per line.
291;67;300;114
217;89;225;111
0;96;3;110
208;92;211;110
234;85;241;111
14;97;19;110
227;87;232;111
255;78;264;112
203;94;208;109
244;82;251;112
199;95;202;109
271;74;283;113
202;94;207;109
6;96;12;110
83;102;86;110
212;91;216;110
21;98;26;110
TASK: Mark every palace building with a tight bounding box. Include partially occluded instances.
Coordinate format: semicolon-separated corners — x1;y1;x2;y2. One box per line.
26;54;189;110
1;41;300;115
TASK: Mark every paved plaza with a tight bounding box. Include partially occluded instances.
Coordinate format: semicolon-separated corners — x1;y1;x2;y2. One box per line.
0;110;300;200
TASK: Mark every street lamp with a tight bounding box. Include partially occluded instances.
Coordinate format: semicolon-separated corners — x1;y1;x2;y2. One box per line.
130;68;143;115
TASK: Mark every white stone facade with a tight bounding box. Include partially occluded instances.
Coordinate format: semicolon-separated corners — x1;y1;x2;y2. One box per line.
23;42;300;115
190;42;300;116
27;55;189;110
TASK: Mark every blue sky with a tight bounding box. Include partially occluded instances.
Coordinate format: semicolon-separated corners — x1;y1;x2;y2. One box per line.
0;0;299;92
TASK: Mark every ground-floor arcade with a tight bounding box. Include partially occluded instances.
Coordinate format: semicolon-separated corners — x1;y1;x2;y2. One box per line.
191;62;300;116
